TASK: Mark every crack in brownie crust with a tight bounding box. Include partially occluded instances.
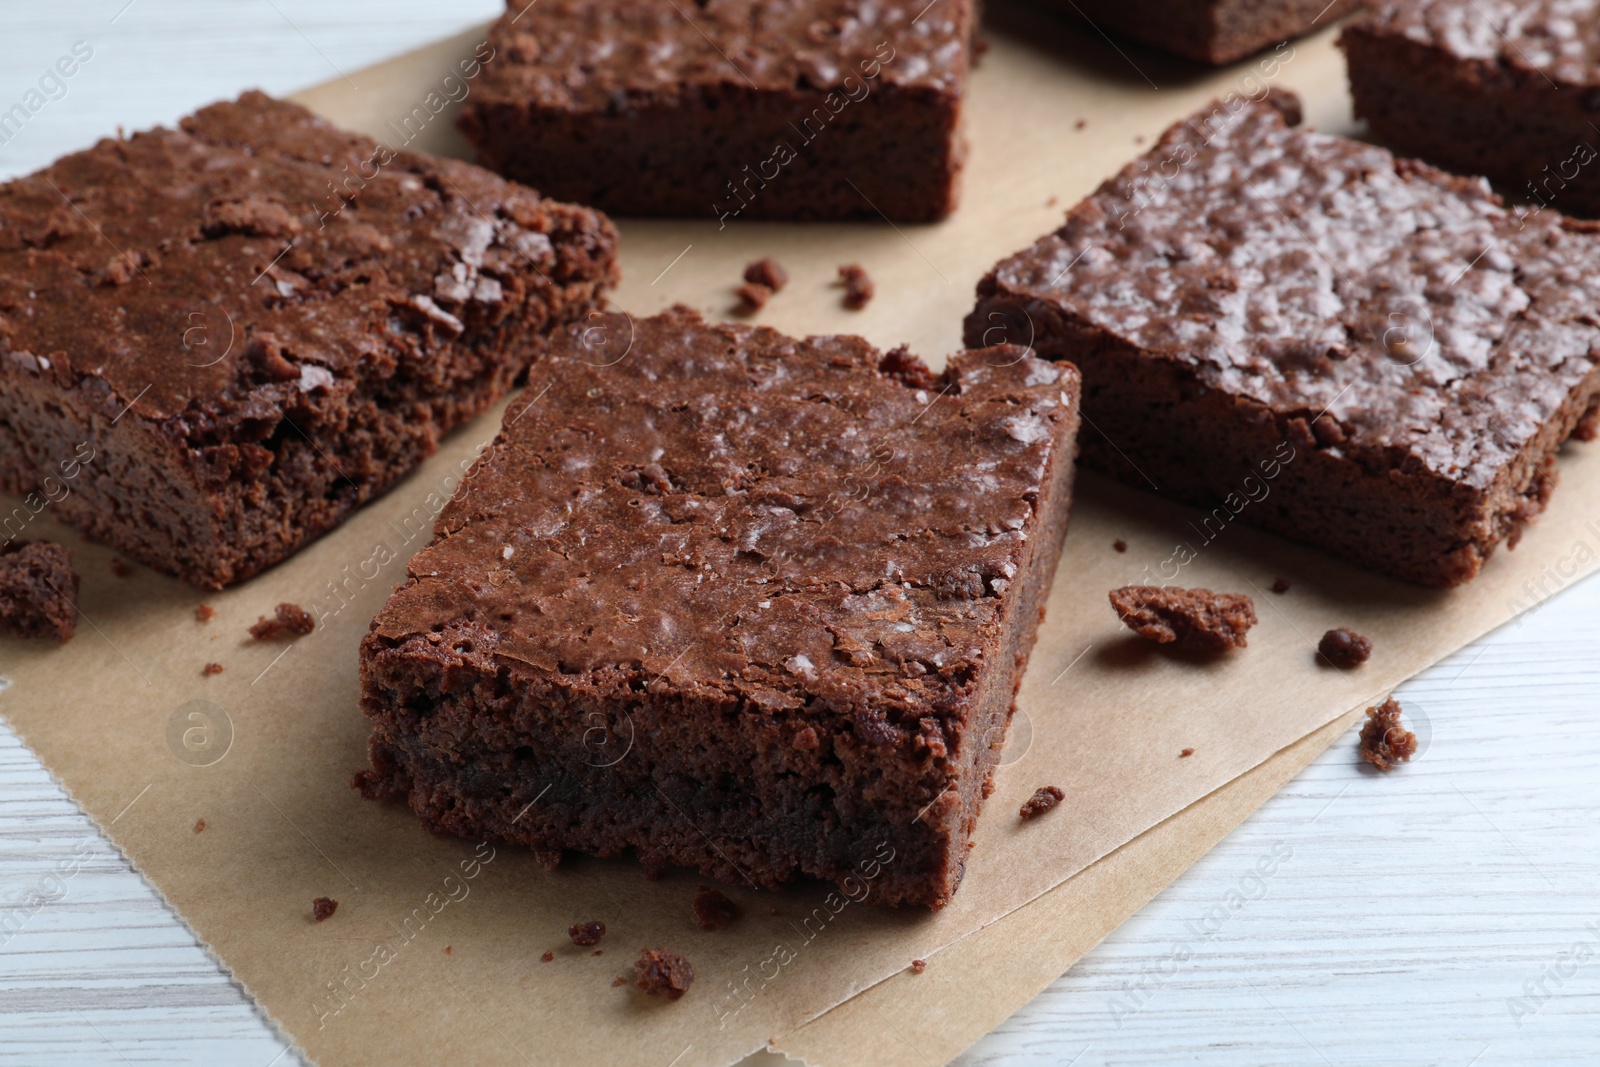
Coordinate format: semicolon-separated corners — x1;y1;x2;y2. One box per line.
1343;0;1600;218
967;91;1600;587
0;91;618;589
458;0;975;222
357;307;1081;908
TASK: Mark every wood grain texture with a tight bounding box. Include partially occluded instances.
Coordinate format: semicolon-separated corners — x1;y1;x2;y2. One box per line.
3;4;1599;1065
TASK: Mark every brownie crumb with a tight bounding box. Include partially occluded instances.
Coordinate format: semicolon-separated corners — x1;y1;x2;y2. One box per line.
634;948;694;999
194;818;206;832
1074;118;1088;130
444;945;452;955
0;541;78;642
568;920;606;947
1019;785;1065;820
312;897;338;922
541;950;555;962
1359;696;1417;771
743;258;788;292
911;959;927;973
1318;627;1373;668
693;887;740;930
1180;748;1195;758
201;662;224;677
838;264;874;309
1108;585;1257;652
195;603;216;622
251;602;316;639
735;282;772;313
1270;577;1291;594
110;558;133;578
612;976;627;988
1112;539;1128;553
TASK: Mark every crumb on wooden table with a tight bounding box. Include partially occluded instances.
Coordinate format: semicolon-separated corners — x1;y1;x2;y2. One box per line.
1019;785;1064;820
1359;696;1417;771
634;948;694;999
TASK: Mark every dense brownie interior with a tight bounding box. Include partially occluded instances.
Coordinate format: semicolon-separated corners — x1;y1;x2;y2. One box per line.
0;541;78;642
458;0;975;222
0;91;617;589
967;91;1600;586
358;307;1081;908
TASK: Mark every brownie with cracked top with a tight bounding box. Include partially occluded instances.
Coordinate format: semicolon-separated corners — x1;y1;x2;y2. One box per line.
967;90;1600;587
1043;0;1361;65
0;91;617;589
356;306;1081;909
458;0;975;222
1343;0;1600;218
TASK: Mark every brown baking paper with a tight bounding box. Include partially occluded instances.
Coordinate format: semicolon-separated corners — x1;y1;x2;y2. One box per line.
4;8;1598;1066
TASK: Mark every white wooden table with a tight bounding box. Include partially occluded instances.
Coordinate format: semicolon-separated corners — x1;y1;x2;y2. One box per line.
4;5;1599;1064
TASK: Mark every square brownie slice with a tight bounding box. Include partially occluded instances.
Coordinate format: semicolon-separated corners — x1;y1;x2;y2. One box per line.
357;306;1081;908
0;91;617;589
1044;0;1361;65
966;90;1600;587
457;0;975;222
1343;0;1600;218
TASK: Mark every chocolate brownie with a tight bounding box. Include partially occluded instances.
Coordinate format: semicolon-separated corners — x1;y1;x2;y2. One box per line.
1359;696;1417;770
1343;0;1600;219
1108;586;1257;652
0;541;77;642
1318;626;1372;667
1018;785;1064;820
967;91;1600;587
357;306;1081;909
457;0;975;222
1046;0;1361;64
0;91;617;589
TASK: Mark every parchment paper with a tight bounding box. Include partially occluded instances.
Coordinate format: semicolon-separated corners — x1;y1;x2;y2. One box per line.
3;7;1597;1066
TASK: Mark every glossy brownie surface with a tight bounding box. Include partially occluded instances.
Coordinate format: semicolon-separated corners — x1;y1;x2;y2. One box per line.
361;306;1082;907
476;0;970;110
976;95;1600;494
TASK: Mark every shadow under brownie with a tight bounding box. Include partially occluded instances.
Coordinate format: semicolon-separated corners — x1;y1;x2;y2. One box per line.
357;306;1081;908
966;90;1600;587
0;91;618;589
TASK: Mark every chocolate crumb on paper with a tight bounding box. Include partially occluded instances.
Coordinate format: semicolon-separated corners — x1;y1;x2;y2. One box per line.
195;603;217;622
735;282;771;313
1359;697;1417;771
1318;627;1373;668
568;920;605;947
194;818;206;833
1112;539;1127;553
250;602;316;639
1019;785;1064;820
312;897;338;922
743;258;788;292
838;263;874;309
634;948;694;999
693;887;740;930
1270;577;1291;594
1180;748;1195;758
1109;585;1257;652
201;662;224;677
541;950;555;963
110;558;133;579
911;959;927;973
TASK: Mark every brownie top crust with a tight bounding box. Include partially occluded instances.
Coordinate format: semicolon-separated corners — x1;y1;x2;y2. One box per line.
479;0;971;111
0;90;615;424
979;91;1600;491
371;306;1077;725
1361;0;1600;85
